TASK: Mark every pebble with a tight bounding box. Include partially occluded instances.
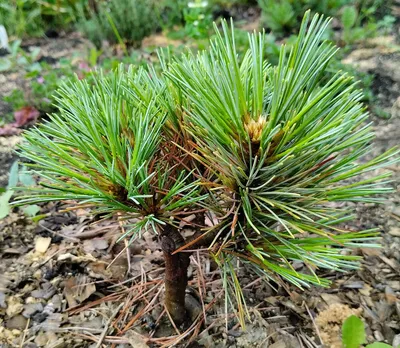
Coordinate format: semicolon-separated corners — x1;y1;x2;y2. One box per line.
49;294;62;312
6;315;28;330
393;334;400;348
5;296;23;317
43;302;55;315
388;227;400;237
34;331;48;347
34;237;52;253
373;330;385;341
23;303;44;318
31;282;56;300
33;312;48;323
387;281;400;291
0;292;6;308
26;296;38;304
292;260;304;270
33;269;42;279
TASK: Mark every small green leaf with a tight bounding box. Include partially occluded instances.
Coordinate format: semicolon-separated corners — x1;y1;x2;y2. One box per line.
342;6;358;30
23;205;40;217
0;58;12;72
365;343;393;348
32;213;48;222
7;161;19;190
0;190;14;219
10;39;21;56
25;70;40;78
30;47;41;61
28;62;42;72
17;56;28;66
342;315;366;348
19;168;36;186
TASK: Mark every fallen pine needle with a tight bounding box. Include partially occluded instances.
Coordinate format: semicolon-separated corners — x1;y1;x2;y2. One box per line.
95;302;125;348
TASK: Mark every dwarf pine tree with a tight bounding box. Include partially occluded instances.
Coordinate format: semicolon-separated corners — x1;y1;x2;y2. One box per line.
16;13;399;325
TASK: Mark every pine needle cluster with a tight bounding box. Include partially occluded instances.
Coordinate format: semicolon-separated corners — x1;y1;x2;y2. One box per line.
16;12;398;323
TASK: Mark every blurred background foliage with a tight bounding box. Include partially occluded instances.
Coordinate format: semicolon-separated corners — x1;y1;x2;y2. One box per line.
0;0;395;43
0;0;397;127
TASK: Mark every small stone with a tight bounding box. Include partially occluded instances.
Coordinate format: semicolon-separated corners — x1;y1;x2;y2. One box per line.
392;206;400;217
6;315;28;330
31;282;56;300
374;330;385;341
32;312;48;323
388;227;400;237
6;296;23;317
23;303;44;318
292;260;304;270
387;281;400;291
393;334;400;348
43;303;55;316
45;331;58;345
34;331;48;347
49;295;62;312
0;292;6;308
185;294;202;322
33;269;42;279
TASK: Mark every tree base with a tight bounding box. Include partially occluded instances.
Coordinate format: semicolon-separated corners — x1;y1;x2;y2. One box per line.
161;228;190;325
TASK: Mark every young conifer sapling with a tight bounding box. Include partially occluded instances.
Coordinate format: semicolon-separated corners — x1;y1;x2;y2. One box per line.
16;12;399;326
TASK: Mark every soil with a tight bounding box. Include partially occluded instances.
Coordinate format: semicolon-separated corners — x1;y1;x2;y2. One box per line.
0;31;399;348
0;33;90;188
0;33;89;119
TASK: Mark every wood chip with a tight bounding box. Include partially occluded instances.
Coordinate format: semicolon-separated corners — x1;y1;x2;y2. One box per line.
35;237;51;253
385;286;397;304
83;238;109;252
63;275;96;308
320;293;342;306
125;331;149;348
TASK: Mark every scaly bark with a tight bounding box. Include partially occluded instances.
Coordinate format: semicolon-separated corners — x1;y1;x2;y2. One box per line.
161;224;190;325
160;215;219;325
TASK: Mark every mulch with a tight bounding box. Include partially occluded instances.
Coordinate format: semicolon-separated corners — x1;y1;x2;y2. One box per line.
0;32;399;348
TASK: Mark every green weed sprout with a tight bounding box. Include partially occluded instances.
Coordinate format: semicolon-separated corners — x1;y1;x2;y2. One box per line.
77;0;159;48
16;12;398;326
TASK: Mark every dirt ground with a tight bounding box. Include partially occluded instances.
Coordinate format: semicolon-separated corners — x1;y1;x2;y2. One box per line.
0;32;399;348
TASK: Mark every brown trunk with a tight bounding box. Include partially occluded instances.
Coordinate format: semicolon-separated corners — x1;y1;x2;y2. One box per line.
161;225;190;325
160;216;217;325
